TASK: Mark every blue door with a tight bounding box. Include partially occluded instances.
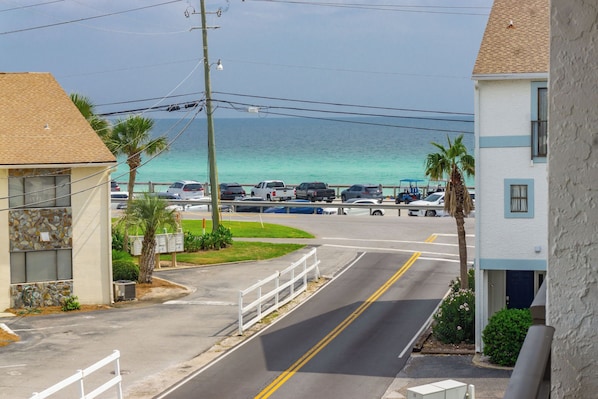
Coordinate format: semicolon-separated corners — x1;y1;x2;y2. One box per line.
506;270;534;309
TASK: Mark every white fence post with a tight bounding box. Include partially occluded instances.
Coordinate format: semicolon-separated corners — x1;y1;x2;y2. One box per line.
30;350;122;399
238;249;320;334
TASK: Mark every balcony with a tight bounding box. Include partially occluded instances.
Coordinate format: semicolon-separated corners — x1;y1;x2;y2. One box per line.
532;120;548;159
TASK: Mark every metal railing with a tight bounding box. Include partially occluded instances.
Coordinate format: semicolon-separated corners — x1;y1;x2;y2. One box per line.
113;181;474;201
30;350;122;399
238;248;320;335
503;281;552;399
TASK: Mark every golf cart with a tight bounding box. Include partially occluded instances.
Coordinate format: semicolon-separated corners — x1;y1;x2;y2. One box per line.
395;179;424;204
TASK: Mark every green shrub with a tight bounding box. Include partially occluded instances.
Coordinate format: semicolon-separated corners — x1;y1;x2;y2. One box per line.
112;227;125;251
482;308;532;366
61;295;80;311
112;249;133;262
112;259;139;281
184;226;233;252
450;268;475;292
432;289;475;344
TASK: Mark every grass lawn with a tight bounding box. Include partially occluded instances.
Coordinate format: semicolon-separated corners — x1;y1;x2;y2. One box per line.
113;218;312;265
181;219;314;239
161;241;306;265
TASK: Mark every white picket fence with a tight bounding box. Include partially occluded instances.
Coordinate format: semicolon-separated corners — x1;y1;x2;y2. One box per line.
238;248;320;334
30;350;123;399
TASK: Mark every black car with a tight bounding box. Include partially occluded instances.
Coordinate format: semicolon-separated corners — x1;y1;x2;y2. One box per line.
219;182;246;200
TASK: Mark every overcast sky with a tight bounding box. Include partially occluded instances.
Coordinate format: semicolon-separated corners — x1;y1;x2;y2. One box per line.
1;0;492;120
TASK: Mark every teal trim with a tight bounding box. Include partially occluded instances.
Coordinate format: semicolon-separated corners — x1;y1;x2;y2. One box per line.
479;136;529;148
479;258;547;271
504;178;535;218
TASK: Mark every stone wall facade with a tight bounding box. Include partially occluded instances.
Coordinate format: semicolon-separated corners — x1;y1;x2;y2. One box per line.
9;281;74;308
8;168;74;308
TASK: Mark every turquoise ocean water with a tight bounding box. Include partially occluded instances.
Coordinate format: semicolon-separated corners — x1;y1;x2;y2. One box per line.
112;116;474;194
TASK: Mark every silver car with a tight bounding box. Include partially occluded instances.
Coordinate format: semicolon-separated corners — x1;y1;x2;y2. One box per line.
340;184;383;203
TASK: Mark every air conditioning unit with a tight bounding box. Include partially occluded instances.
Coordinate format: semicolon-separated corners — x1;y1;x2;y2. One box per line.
407;380;468;399
113;280;136;301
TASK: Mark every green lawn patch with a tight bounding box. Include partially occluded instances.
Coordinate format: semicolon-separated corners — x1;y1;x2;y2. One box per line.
161;242;305;265
181;219;314;238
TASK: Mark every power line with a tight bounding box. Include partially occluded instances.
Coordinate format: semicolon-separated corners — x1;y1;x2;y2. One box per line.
0;0;182;35
244;0;490;16
0;0;65;13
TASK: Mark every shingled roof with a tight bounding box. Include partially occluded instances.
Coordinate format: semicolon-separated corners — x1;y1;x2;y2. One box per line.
472;0;549;76
0;73;116;167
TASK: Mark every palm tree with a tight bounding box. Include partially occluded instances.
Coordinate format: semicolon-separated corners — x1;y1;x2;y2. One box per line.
106;115;169;250
424;134;475;289
70;93;111;140
123;194;178;283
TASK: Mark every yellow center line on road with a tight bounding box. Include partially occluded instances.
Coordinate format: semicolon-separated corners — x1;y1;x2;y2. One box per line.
254;251;422;399
424;234;438;243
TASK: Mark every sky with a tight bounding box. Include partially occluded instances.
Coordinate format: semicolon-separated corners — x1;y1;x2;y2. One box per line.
1;0;493;120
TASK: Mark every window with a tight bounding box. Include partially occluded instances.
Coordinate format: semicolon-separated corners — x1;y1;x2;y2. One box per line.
504;179;534;218
531;82;548;159
10;249;72;283
510;185;528;212
9;174;70;208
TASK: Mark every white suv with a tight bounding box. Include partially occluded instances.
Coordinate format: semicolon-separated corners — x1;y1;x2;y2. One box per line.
166;180;204;200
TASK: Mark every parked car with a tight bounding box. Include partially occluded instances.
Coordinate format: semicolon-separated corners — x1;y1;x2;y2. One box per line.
408;192;445;217
436;191;475;218
234;196;271;213
111;180;121;192
148;192;184;211
340;184;383;203
294;182;336;202
111;191;129;209
184;198;232;213
251;180;295;201
341;198;385;216
263;199;323;214
166;180;204;200
219;182;246;200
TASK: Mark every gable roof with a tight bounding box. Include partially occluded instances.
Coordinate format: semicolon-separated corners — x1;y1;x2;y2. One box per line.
0;72;116;167
472;0;549;77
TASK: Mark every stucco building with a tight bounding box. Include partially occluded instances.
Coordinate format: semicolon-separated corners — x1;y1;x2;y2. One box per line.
471;0;549;351
0;72;116;309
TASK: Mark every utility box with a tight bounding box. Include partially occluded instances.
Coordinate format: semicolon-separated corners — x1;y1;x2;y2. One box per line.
407;384;445;399
432;380;467;399
114;280;136;301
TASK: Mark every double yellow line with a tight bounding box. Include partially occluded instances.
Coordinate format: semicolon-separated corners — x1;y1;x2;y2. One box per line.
254;251;422;399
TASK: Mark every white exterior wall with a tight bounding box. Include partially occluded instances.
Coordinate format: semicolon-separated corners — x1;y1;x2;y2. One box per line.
549;0;598;396
71;167;113;305
476;79;548;261
474;78;548;351
0;169;10;310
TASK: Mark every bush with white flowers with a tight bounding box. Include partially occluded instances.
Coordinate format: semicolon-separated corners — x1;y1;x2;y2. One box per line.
432;288;475;344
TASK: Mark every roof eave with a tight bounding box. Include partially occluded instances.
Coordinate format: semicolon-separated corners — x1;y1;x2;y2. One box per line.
472;72;548;81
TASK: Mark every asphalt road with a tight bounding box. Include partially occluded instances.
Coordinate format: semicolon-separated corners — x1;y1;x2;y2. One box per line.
157;248;459;398
1;212;471;399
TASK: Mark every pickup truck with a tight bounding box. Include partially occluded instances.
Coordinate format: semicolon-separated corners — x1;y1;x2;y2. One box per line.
295;182;336;203
250;180;295;201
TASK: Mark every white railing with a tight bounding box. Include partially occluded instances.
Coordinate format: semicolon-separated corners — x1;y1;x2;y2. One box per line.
238;248;320;334
30;350;123;399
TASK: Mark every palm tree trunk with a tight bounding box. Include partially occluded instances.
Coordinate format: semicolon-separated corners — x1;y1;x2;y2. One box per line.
139;233;155;284
455;214;469;289
451;166;469;289
123;155;141;253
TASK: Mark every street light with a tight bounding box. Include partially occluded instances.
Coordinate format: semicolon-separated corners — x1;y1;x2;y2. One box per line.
199;0;221;231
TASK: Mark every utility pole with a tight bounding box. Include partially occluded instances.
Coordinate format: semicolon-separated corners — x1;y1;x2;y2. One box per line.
199;0;220;231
